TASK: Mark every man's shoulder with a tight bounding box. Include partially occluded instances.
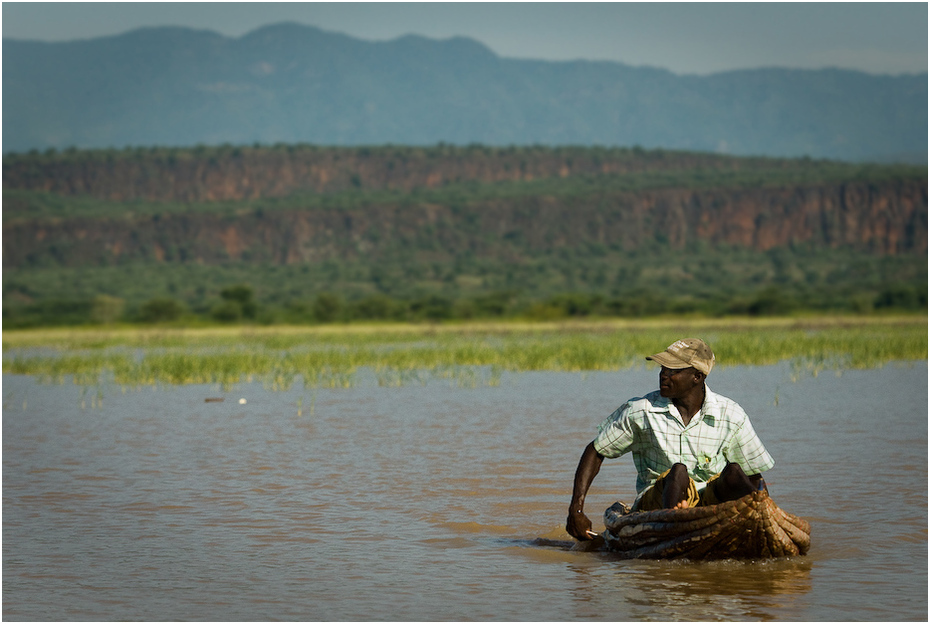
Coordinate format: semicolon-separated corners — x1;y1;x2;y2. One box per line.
704;387;749;420
598;390;666;434
622;390;667;414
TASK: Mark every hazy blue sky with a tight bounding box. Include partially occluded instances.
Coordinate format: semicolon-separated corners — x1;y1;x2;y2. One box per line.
3;2;927;75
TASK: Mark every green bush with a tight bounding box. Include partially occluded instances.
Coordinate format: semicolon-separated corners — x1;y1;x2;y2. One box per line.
91;295;126;324
874;285;928;310
138;298;185;323
351;294;401;320
409;295;454;321
211;301;242;322
3;299;93;328
220;284;258;319
313;293;344;323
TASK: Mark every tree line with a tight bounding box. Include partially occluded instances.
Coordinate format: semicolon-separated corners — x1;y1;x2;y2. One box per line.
4;245;925;329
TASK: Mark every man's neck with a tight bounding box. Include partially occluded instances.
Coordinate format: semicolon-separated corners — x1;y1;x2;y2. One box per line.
672;385;705;426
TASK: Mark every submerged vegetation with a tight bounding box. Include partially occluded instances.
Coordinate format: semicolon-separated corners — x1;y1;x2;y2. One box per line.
4;316;925;390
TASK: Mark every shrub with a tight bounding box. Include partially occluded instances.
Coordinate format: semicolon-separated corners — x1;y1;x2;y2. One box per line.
313;293;343;323
91;295;126;324
220;284;258;319
351;294;399;320
139;298;184;323
211;301;242;322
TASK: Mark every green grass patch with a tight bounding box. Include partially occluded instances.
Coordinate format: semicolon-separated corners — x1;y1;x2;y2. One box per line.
3;316;925;389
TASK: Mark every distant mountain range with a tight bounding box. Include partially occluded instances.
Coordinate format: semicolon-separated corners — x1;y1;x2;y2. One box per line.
3;22;927;163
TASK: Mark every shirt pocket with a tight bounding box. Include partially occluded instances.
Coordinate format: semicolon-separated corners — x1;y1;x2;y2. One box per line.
693;452;725;481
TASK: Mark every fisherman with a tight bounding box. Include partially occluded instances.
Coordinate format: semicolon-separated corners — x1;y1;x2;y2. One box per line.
565;338;775;541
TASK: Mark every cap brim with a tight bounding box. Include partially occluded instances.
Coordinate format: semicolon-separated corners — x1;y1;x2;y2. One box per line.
646;352;691;369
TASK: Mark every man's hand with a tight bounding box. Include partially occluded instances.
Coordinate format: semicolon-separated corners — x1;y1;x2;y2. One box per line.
566;506;594;540
566;441;605;540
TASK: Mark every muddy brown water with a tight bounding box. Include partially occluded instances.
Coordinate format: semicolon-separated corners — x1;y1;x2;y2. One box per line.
3;362;926;621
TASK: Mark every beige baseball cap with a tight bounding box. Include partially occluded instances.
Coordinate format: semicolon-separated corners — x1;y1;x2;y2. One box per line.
646;338;715;375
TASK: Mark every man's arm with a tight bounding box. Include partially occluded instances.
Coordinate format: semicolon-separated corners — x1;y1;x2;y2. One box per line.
566;441;604;540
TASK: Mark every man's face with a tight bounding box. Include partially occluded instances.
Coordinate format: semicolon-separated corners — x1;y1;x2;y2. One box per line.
658;366;702;399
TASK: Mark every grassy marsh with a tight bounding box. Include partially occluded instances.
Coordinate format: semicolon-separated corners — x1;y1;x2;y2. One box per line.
3;315;926;390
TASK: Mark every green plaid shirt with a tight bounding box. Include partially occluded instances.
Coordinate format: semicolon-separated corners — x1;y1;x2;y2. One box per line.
593;386;774;498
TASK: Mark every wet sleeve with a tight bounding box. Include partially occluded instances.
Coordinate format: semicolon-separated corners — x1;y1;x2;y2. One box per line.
592;403;636;459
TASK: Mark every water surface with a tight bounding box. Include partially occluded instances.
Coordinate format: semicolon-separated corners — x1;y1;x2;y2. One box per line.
3;362;926;620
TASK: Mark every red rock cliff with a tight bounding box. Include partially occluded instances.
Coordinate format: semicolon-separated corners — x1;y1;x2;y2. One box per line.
4;179;925;269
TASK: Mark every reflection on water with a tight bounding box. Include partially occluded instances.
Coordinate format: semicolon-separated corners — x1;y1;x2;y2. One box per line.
3;362;927;621
594;559;813;621
511;539;814;621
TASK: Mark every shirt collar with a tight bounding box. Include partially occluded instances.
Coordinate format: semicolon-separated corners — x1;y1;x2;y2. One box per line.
648;384;720;420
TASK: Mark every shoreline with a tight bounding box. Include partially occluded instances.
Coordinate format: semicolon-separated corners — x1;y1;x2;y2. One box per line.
3;314;925;388
4;313;926;345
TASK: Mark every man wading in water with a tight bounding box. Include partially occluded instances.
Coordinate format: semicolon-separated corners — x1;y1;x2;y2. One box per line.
566;338;775;541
